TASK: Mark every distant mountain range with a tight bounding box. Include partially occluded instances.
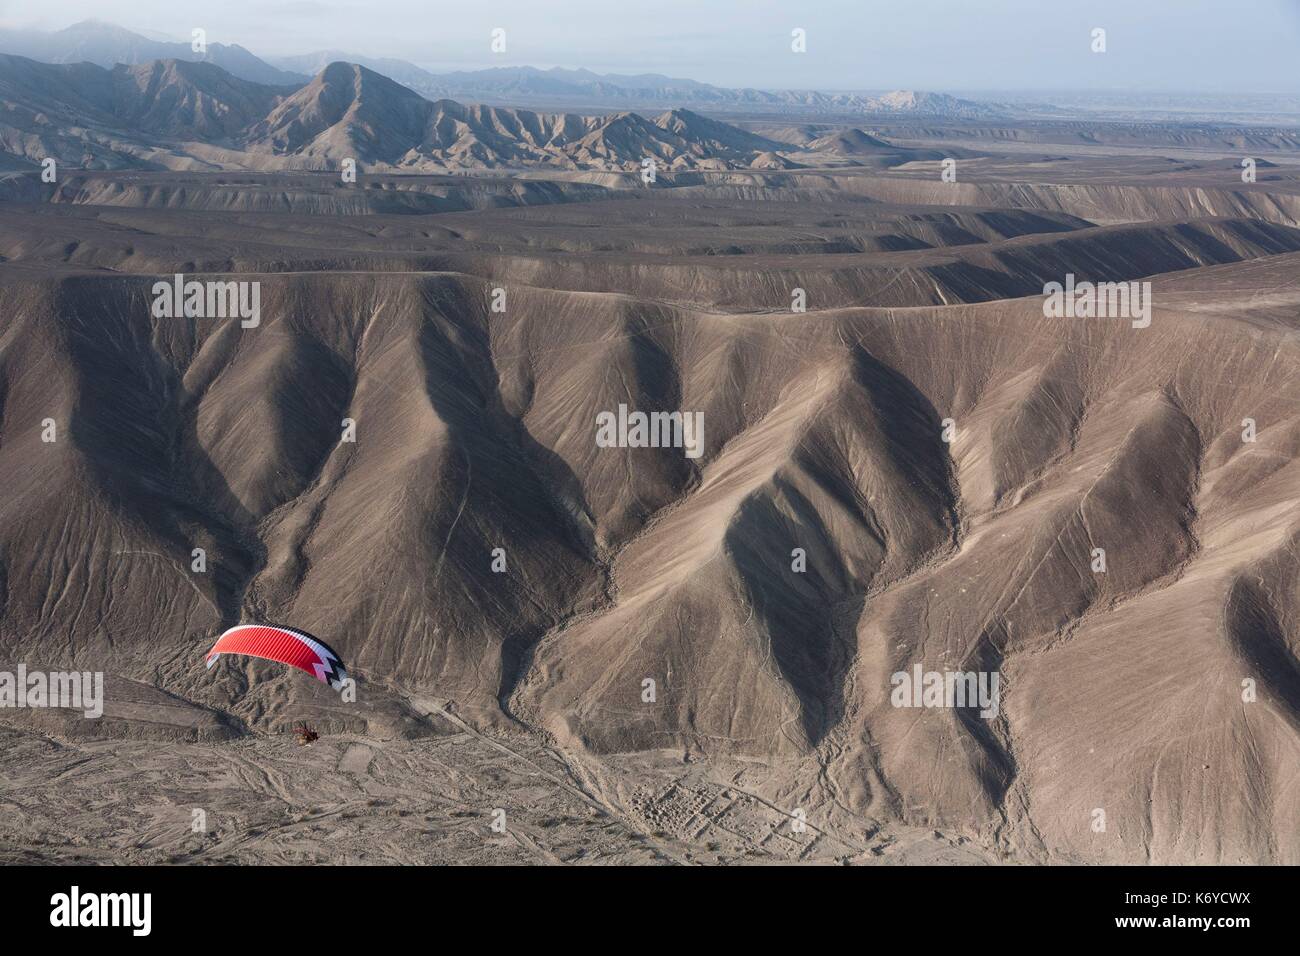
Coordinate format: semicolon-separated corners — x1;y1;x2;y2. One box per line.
0;54;950;173
0;20;1010;118
267;56;1008;117
0;19;308;86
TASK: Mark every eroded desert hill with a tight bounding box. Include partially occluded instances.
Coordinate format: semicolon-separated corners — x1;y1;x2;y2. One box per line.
0;65;1298;861
0;55;842;172
0;204;1296;862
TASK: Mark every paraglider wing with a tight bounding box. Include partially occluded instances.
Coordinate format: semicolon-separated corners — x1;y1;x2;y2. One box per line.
205;624;348;689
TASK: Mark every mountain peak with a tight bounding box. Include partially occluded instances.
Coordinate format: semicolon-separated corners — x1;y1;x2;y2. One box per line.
60;19;137;35
865;89;999;117
0;19;306;86
318;60;363;82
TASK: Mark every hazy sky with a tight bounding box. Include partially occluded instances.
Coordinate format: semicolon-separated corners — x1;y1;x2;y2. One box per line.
2;0;1299;92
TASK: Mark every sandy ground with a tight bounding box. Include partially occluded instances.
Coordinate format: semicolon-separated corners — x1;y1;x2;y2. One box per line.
0;712;995;865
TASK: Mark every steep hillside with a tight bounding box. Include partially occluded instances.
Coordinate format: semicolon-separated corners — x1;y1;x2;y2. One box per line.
0;242;1296;862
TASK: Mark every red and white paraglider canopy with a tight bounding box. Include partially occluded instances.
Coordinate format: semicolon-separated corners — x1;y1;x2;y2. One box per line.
205;624;348;690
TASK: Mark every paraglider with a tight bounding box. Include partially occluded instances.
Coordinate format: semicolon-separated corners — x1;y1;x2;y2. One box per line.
205;624;348;690
293;722;320;746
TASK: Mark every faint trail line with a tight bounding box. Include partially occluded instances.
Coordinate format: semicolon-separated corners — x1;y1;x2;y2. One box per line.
430;453;471;586
407;696;693;864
